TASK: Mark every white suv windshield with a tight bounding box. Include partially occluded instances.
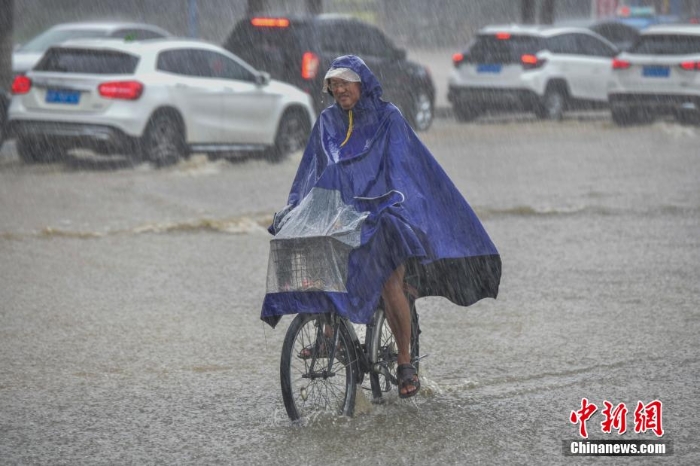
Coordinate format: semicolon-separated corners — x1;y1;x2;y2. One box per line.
629;34;700;55
34;48;139;74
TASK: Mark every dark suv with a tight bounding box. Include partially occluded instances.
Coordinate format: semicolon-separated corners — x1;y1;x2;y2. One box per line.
224;14;435;131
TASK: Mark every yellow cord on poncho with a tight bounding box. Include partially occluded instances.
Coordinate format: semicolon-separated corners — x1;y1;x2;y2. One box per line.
340;110;353;147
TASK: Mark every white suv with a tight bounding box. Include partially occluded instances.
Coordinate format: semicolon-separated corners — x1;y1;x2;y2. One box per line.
448;25;618;121
608;24;700;125
8;38;315;166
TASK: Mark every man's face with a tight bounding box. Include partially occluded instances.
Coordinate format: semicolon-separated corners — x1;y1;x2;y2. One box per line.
329;78;361;110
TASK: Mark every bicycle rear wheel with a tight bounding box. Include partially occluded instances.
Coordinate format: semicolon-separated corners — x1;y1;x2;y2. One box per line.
368;296;420;401
280;313;357;421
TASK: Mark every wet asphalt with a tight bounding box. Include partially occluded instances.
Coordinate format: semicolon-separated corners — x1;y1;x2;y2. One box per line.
1;113;699;465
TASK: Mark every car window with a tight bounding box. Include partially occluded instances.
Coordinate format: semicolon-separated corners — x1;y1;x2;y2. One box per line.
318;23;356;55
547;34;580;54
202;51;257;82
468;34;545;63
157;49;256;82
34;47;139;74
629;34;700;54
157;49;203;76
576;34;617;57
592;23;638;44
111;28;166;40
354;24;395;58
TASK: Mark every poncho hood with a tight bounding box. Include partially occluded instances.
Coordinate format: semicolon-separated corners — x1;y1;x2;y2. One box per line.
325;55;383;108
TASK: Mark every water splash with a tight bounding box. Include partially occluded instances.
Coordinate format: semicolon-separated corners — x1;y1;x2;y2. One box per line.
168;154;229;177
8;215;271;240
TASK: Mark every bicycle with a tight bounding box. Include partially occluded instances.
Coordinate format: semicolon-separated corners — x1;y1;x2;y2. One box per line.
279;288;421;422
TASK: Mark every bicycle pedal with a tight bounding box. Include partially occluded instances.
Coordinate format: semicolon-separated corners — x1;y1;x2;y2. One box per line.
372;363;399;385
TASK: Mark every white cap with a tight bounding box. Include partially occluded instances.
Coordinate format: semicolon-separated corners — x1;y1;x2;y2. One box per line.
322;67;361;93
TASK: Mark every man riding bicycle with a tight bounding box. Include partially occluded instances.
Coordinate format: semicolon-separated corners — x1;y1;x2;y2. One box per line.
262;55;501;400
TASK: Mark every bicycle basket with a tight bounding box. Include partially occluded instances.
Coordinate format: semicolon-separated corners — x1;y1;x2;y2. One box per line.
267;236;353;293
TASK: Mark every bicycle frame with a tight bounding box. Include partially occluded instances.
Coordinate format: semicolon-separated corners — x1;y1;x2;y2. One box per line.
318;312;399;386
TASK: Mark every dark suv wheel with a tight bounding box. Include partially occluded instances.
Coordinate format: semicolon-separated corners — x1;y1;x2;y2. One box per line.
407;90;434;132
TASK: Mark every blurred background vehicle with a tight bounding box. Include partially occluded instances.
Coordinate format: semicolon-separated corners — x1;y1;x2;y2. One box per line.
589;19;643;51
611;5;681;30
448;25;618;122
7;38;315;166
223;14;435;131
608;24;700;126
556;4;687;52
556;18;642;52
591;4;683;51
12;21;172;76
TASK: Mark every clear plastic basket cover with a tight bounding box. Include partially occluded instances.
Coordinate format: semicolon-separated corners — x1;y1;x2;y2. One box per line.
266;188;369;293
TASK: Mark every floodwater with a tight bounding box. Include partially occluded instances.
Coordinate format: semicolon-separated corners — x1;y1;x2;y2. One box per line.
1;116;698;465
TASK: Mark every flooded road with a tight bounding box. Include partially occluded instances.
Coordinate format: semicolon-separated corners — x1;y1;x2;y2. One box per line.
1;115;698;464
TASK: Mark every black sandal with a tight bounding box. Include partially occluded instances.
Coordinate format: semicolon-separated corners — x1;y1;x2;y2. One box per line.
397;363;420;399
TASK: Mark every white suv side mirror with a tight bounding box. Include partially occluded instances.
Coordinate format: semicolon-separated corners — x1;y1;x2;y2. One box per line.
256;71;271;86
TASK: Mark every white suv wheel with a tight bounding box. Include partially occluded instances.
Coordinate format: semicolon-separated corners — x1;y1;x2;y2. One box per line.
267;109;309;163
142;114;186;167
539;88;566;121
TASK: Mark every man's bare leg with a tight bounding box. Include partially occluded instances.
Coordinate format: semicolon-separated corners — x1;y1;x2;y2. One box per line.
381;264;418;396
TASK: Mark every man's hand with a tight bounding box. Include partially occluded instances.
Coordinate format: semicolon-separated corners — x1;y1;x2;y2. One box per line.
270;204;294;235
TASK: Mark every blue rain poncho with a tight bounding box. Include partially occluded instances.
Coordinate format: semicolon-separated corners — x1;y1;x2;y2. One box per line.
261;55;500;327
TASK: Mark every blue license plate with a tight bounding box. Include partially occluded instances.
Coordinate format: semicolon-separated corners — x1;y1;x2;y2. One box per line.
642;66;670;78
46;89;80;104
477;64;502;74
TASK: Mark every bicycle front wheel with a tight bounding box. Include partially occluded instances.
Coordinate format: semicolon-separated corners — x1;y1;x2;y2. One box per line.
368;296;420;401
280;313;356;421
